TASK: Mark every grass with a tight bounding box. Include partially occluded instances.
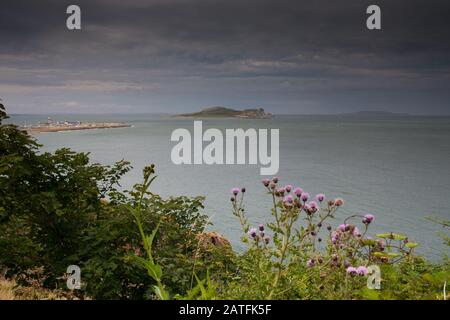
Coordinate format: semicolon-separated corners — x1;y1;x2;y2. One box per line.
0;278;81;300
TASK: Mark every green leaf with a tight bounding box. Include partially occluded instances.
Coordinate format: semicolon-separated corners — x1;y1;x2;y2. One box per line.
194;273;208;298
146;222;161;261
153;285;169;300
392;233;407;241
145;261;163;281
387;252;400;258
361;239;377;246
373;252;388;258
373;251;400;258
376;233;407;240
405;242;418;249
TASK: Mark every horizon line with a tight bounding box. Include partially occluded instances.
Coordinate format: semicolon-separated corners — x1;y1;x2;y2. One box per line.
6;112;450;117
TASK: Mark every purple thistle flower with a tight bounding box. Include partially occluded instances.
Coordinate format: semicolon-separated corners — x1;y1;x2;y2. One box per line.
356;266;368;276
293;187;303;197
335;198;344;207
316;193;326;202
262;179;270;187
276;187;286;196
363;214;375;224
307;259;315;268
285;184;293;193
231;187;240;195
338;224;347;232
284;194;294;204
331;231;339;244
259;224;264;232
309;201;318;209
263;236;270;244
301;192;310;202
248;228;257;238
346;266;357;276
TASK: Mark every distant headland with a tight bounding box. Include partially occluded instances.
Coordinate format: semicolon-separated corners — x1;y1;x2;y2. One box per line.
22;117;131;133
177;107;273;119
338;111;411;117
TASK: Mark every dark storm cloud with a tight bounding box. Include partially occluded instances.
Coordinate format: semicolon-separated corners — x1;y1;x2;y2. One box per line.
0;0;449;114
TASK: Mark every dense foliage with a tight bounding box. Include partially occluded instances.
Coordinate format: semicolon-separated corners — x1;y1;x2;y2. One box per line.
0;103;448;300
0;103;226;299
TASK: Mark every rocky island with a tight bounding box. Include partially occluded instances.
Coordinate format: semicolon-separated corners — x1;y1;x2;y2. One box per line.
178;107;273;119
22;117;131;133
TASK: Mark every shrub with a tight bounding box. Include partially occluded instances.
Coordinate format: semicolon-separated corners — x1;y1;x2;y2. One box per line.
80;173;212;299
0;104;225;299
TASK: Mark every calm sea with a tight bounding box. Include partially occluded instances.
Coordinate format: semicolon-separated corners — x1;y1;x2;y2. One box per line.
7;114;450;259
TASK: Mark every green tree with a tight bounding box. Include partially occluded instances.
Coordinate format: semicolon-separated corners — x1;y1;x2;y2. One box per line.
0;103;131;286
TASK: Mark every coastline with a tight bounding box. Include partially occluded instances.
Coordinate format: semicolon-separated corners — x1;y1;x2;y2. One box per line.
23;122;131;133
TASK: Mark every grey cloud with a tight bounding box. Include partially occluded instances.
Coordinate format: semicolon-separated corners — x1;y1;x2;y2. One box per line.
0;0;449;114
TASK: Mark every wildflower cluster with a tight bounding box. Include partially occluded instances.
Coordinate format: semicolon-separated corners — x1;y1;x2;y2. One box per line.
229;177;420;299
346;266;368;276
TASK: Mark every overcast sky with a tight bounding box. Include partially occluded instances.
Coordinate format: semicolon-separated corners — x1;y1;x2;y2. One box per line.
1;0;449;114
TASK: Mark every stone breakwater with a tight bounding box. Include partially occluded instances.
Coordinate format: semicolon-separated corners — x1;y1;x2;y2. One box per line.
24;122;131;133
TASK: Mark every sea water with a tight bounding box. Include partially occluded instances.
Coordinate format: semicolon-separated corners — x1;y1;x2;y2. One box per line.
7;114;450;259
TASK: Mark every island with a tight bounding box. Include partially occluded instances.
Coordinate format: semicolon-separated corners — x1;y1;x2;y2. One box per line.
177;107;273;119
22;117;131;133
